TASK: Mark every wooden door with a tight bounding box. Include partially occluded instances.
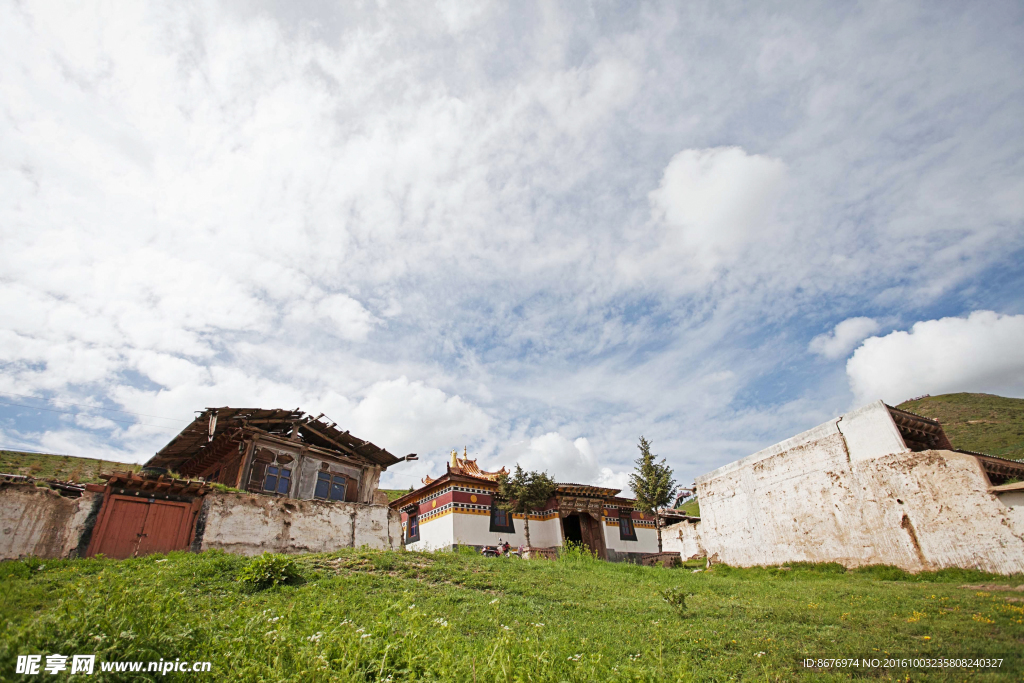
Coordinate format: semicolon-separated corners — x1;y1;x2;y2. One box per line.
91;498;149;559
87;494;202;559
136;500;191;556
580;514;608;559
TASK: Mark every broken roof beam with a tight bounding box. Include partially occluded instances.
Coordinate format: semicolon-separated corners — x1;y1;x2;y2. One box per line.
299;422;373;462
178;428;244;477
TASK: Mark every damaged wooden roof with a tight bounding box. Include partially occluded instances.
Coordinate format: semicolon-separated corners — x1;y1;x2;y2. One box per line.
145;407;401;473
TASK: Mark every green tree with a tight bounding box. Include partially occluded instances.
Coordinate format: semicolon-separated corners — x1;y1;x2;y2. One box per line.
629;436;677;552
496;465;557;553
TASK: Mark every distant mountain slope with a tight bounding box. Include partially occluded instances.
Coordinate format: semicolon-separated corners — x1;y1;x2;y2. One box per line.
896;393;1024;461
0;450;137;483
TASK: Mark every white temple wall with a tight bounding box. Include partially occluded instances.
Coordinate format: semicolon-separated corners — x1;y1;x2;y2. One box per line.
662;401;1024;574
603;521;659;555
406;510;455;552
450;512;562;548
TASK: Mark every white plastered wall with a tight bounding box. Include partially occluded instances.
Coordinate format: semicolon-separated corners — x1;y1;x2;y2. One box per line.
198;492;401;555
663;401;1024;574
451;512;563;548
404;510;455;552
998;492;1024;531
603;521;659;555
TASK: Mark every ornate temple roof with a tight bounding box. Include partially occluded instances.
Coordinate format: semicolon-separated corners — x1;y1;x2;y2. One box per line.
421;448;508;485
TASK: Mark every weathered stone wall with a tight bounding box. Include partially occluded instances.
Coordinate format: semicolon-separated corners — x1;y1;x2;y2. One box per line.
193;491;402;555
0;483;102;560
663;402;1024;574
664;519;705;561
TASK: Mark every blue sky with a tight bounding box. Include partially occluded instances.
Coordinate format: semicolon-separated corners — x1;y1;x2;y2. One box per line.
1;1;1022;491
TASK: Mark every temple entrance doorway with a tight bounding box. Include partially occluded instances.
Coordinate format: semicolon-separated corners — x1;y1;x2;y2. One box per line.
562;513;583;544
561;512;608;559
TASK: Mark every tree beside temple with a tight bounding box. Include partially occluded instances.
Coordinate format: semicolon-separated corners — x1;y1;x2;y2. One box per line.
629;436;677;553
497;465;557;554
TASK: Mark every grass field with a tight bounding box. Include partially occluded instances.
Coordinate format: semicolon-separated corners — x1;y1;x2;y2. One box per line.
0;450;133;484
2;548;1022;682
898;393;1024;461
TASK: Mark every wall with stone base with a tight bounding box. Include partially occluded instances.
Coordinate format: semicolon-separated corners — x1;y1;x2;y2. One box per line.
0;483;102;560
194;492;402;555
663;405;1024;574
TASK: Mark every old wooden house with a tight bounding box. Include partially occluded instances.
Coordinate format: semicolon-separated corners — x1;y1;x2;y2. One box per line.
144;407;404;504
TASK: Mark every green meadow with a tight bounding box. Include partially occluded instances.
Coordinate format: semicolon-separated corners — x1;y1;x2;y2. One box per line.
2;548;1022;682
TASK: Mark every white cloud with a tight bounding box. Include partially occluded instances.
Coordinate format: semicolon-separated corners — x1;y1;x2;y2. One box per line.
846;311;1024;405
498;433;632;491
647;147;788;269
349;377;491;461
808;317;880;360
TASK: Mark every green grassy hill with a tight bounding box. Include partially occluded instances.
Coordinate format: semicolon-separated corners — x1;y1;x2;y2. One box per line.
380;488;411;502
0;450;137;483
897;393;1024;460
677;497;700;516
2;549;1021;681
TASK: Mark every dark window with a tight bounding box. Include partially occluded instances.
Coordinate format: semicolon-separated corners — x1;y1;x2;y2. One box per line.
314;472;348;502
263;466;279;492
619;511;637;541
407;514;420;542
331;477;347;501
489;502;515;533
209;469;220;483
263;466;292;495
315;472;331;499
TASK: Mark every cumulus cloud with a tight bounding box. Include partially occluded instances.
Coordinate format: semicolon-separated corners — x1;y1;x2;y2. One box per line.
808;317;880;360
647;147;788;269
497;433;632;491
846;311;1024;405
349;376;491;460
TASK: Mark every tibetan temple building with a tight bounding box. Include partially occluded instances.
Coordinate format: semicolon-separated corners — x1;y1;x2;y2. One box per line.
388;449;661;561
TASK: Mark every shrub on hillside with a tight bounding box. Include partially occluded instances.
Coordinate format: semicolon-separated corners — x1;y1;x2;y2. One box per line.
237;553;302;591
557;541;601;566
662;586;689;615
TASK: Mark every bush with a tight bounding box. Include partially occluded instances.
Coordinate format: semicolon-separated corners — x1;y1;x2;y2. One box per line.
237;553;302;591
557;541;601;566
662;586;689;615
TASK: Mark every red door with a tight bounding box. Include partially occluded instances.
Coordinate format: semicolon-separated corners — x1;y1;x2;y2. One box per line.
92;498;150;559
87;494;201;559
136;501;191;556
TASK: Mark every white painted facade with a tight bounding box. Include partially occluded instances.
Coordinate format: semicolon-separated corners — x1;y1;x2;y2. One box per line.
450;512;564;549
663;401;1024;574
604;519;660;556
406;508;661;557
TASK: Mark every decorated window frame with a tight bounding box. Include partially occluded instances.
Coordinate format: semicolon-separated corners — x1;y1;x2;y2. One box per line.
489;501;515;533
619;509;637;541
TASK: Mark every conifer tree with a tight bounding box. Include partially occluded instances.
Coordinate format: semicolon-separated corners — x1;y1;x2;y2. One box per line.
497;465;557;554
628;436;677;553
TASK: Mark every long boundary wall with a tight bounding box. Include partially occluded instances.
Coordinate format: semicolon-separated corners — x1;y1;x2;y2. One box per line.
1;484;402;560
663;402;1024;574
193;492;402;555
0;483;102;560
